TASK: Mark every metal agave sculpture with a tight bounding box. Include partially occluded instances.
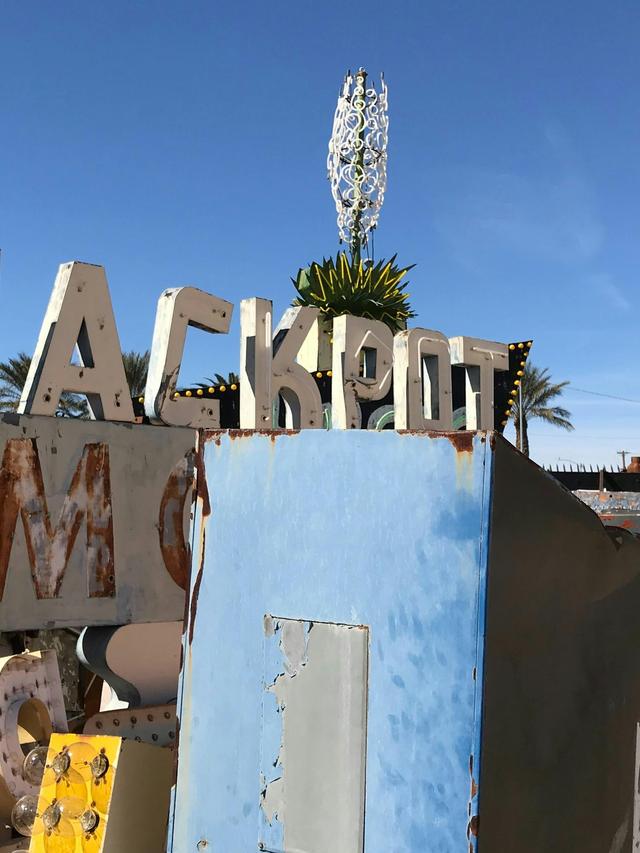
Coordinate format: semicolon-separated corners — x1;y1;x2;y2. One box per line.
292;68;415;334
327;68;388;256
293;252;415;334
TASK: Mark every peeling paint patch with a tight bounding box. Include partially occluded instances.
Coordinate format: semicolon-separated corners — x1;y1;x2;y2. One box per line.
259;616;368;853
194;443;211;517
187;530;205;646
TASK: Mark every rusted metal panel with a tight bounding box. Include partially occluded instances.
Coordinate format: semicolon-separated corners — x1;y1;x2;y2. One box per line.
171;430;492;853
0;413;194;630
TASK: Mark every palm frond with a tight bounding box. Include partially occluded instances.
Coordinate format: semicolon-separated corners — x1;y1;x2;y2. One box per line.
122;350;150;398
511;363;574;447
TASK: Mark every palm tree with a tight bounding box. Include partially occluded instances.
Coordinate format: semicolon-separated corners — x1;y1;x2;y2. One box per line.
122;350;150;397
0;352;89;417
196;372;240;390
0;352;31;411
511;363;573;456
0;350;150;415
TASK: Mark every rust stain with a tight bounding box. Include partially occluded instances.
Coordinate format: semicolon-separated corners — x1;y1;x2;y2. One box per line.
188;528;205;646
0;438;23;598
0;438;114;600
84;444;115;598
445;431;474;455
171;713;181;786
201;428;300;444
194;444;211;518
396;429;478;454
467;757;479;843
159;451;195;591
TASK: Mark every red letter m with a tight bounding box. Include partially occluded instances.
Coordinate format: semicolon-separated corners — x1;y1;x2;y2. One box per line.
0;438;115;600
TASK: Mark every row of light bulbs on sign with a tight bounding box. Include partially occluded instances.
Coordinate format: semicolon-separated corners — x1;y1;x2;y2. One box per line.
10;741;112;851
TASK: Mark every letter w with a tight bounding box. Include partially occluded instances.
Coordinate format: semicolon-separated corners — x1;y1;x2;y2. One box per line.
0;439;114;599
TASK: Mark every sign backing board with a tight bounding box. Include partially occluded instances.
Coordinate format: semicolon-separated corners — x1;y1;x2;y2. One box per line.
0;414;194;631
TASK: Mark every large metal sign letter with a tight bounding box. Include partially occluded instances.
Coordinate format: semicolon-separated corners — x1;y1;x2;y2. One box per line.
394;328;453;430
449;336;508;430
0;438;114;600
272;307;323;429
18;262;134;421
145;288;233;427
332;316;393;429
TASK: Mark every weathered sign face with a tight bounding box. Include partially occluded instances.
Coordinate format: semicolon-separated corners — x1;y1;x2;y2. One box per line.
17;261;514;434
0;413;194;631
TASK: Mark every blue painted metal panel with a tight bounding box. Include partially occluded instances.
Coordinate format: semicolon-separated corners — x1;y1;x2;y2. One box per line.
170;430;493;853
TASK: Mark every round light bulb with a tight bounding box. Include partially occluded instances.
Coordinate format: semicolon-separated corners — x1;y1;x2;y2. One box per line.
55;768;89;807
23;745;49;786
65;741;98;780
58;795;87;820
11;795;43;836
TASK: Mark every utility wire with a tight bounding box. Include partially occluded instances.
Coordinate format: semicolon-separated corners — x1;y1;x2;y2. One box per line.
570;387;640;404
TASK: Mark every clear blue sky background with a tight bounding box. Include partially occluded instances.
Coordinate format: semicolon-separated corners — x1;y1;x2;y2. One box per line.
1;1;638;466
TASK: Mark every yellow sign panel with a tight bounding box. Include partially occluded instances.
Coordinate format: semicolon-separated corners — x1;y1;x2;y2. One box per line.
30;734;120;853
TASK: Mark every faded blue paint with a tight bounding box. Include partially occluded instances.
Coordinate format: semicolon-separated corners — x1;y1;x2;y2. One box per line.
467;435;493;851
259;618;293;852
170;430;493;853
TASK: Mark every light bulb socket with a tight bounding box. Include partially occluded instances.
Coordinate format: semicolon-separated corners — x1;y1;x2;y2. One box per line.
80;809;99;834
42;803;61;832
91;754;109;780
52;752;71;777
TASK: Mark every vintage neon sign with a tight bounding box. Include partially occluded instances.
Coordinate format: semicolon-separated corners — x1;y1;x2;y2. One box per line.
17;261;511;432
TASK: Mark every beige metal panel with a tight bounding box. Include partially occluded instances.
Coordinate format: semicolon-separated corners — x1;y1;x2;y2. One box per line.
103;739;173;853
0;414;194;630
261;617;369;853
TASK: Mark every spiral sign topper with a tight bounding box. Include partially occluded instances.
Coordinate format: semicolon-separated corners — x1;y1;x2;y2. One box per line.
327;68;389;250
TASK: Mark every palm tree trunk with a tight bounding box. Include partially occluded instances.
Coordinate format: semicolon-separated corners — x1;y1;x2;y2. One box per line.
515;421;521;452
521;414;530;457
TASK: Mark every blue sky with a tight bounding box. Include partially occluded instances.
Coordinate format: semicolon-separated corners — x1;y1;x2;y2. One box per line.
1;1;638;466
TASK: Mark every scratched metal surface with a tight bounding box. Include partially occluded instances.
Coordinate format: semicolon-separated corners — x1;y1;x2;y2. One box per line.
0;413;194;630
171;430;493;853
574;490;640;535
